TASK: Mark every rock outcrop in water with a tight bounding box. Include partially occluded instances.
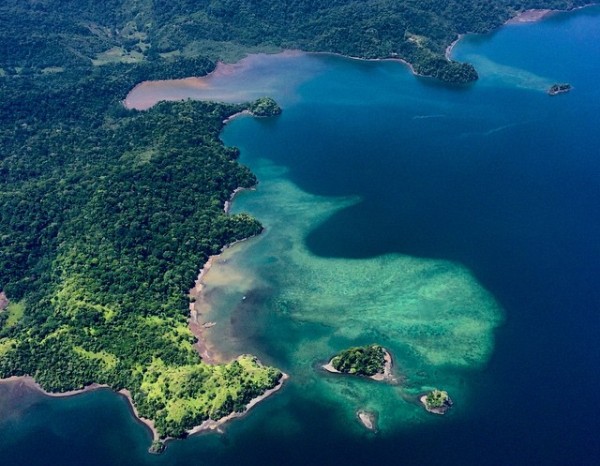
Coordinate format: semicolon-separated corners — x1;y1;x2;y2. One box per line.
548;83;572;95
420;389;453;415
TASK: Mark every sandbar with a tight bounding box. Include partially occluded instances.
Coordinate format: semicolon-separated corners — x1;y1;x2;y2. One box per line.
357;409;377;431
506;9;553;24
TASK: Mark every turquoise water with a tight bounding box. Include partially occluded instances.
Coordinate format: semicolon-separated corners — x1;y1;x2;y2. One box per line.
2;7;600;465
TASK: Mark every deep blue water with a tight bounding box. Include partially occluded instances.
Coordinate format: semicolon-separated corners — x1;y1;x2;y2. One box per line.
1;7;599;465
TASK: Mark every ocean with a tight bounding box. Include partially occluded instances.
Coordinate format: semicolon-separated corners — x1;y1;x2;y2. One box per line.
1;7;599;465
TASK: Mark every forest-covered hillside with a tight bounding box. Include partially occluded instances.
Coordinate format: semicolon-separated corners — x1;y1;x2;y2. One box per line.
0;1;592;82
0;0;592;446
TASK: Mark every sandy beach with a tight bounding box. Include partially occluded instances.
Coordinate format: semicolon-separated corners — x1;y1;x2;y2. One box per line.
445;34;464;60
188;181;260;365
357;410;377;431
506;9;553;24
446;9;554;61
419;394;453;415
370;351;394;382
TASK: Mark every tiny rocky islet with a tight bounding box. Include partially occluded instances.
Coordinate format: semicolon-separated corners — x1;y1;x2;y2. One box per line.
420;389;454;415
323;345;452;420
548;83;572;95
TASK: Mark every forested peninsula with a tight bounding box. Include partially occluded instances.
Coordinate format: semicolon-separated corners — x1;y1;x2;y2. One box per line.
0;0;593;448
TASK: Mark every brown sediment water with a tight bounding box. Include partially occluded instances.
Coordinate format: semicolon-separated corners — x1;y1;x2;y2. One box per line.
124;50;313;111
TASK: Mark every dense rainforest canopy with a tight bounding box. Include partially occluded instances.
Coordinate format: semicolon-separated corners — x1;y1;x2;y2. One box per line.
330;345;387;376
0;0;592;444
0;1;592;82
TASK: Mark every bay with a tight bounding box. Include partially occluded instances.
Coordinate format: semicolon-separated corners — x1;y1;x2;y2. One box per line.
1;7;599;465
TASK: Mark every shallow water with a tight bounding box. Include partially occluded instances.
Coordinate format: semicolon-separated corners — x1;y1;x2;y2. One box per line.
2;6;600;465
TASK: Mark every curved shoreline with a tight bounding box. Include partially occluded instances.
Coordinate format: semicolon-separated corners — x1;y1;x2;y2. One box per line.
123;4;597;111
0;370;288;448
0;169;281;451
187;373;289;436
188;185;258;365
445;6;592;62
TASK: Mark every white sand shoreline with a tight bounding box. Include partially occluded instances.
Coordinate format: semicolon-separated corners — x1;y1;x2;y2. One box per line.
0;376;161;442
188;184;258;365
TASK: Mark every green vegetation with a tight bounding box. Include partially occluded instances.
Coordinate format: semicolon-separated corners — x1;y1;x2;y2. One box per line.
4;301;25;328
249;97;282;117
425;389;450;408
422;389;453;414
0;1;592;84
0;37;282;438
330;345;386;376
0;0;589;444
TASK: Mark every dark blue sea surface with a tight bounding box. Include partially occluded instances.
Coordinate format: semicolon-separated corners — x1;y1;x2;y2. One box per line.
1;7;599;465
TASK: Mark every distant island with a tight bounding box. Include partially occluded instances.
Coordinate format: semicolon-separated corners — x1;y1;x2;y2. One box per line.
323;344;393;381
548;83;572;95
420;389;453;415
249;97;282;117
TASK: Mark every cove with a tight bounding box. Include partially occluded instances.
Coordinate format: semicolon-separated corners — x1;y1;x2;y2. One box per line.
2;6;600;465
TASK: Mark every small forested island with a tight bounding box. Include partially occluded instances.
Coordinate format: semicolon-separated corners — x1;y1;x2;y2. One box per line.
249;97;282;117
323;344;392;381
548;83;572;95
420;389;453;415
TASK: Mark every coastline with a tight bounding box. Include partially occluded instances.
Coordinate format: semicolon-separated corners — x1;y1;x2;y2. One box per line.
445;34;464;61
446;9;558;62
123;3;597;111
0;370;288;448
445;6;594;62
357;410;377;431
222;109;252;126
419;394;451;415
0;177;278;451
370;350;394;382
188;184;257;365
187;372;289;436
505;9;553;25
